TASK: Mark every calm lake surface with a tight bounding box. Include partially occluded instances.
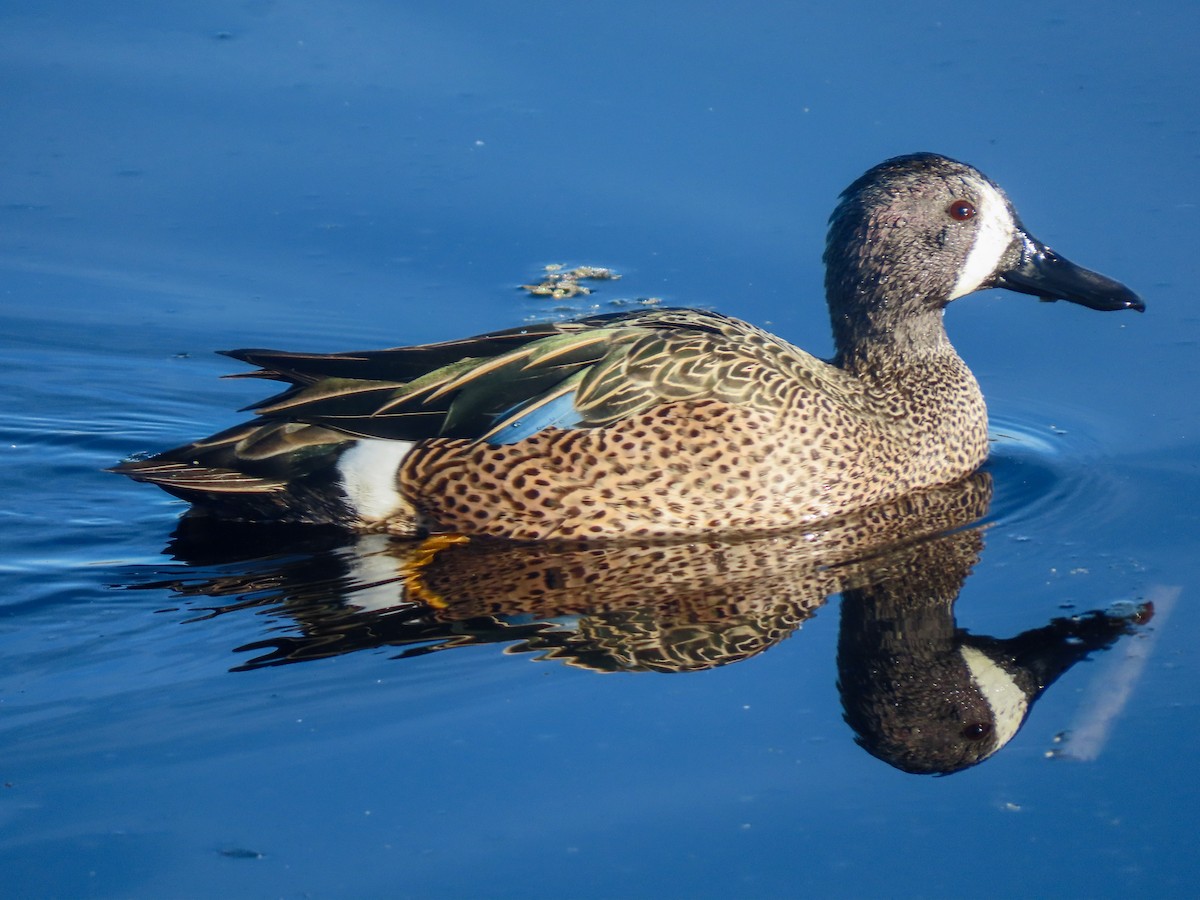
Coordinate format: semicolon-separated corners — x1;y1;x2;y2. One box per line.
3;3;1199;897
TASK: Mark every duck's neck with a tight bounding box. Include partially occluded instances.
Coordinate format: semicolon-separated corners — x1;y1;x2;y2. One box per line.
823;217;960;376
830;301;955;377
822;268;988;475
827;290;988;475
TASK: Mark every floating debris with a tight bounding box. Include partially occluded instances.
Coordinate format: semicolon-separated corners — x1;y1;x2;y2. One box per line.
218;847;265;860
607;296;664;308
521;264;621;300
519;265;664;324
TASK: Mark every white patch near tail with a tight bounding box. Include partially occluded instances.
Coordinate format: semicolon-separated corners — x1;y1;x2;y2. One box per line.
337;439;414;521
948;180;1017;301
960;645;1029;748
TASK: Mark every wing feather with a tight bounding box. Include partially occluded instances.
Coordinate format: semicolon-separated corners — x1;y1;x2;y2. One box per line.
183;310;840;451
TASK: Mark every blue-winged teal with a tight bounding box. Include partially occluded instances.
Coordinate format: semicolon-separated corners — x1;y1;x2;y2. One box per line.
112;153;1143;540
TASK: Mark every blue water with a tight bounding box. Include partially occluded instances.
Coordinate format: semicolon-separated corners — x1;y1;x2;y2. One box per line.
4;2;1199;897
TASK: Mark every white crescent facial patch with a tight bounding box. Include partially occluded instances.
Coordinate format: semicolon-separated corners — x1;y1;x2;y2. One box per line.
948;180;1018;301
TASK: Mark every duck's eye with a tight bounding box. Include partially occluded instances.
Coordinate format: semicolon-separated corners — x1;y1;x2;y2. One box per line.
948;199;976;221
961;722;992;741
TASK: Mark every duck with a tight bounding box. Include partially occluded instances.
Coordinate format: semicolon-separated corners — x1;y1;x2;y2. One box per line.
111;152;1144;541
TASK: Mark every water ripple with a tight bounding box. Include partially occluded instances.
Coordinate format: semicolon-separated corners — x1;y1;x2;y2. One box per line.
985;412;1122;533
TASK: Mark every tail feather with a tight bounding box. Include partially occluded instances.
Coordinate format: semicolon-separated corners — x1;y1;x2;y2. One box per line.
108;458;288;493
110;420;350;500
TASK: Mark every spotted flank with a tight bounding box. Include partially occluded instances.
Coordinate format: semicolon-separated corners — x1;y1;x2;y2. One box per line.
111;152;1143;539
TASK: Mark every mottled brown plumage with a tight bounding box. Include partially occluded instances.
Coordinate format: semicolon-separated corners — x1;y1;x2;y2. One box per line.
111;153;1142;538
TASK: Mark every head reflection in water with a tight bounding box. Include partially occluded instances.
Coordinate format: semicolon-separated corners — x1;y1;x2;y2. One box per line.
836;534;1150;775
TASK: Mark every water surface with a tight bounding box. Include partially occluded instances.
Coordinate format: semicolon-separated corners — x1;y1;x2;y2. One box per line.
3;2;1198;897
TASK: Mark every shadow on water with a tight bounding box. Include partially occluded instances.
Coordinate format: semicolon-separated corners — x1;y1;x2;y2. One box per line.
116;468;1150;776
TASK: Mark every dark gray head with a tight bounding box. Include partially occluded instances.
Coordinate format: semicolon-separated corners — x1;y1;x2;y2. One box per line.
824;153;1143;355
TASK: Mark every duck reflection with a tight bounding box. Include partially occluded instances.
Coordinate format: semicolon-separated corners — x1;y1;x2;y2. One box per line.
134;470;1149;774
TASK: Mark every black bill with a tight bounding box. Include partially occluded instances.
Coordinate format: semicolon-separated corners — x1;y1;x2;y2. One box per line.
995;234;1145;312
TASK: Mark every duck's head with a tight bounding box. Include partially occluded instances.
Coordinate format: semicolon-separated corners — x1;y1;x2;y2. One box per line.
824;153;1143;356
